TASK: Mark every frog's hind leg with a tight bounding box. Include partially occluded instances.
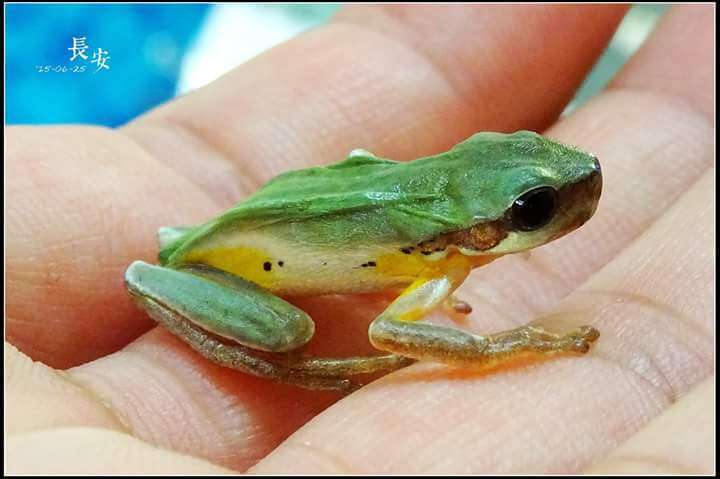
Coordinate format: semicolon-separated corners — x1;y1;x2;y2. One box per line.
134;291;359;391
146;296;411;391
125;261;412;391
368;275;600;368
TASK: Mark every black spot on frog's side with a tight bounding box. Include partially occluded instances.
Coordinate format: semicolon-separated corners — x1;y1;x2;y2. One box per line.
411;238;448;256
278;261;284;267
263;261;272;271
360;261;377;268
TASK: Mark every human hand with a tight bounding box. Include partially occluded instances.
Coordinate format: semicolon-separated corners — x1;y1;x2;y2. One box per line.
6;4;713;474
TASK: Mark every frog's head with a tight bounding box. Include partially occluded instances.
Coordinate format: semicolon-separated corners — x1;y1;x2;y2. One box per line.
449;130;602;255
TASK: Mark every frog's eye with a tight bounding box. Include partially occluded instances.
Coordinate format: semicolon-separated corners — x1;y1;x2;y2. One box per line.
510;186;557;231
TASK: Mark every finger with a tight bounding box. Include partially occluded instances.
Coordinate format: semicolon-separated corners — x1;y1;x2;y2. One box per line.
124;4;627;204
4;342;124;436
611;4;713;120
6;126;219;368
6;428;232;475
7;5;626;368
5;323;352;471
62;295;394;471
585;376;715;474
250;166;714;474
448;3;714;331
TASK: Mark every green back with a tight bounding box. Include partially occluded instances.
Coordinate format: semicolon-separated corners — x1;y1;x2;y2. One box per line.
164;131;596;264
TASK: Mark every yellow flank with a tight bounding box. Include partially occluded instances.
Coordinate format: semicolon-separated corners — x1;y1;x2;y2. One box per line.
376;253;428;280
377;251;478;282
184;246;276;289
182;243;499;298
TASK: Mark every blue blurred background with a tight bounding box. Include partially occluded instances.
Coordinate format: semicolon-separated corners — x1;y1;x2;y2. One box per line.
5;4;668;127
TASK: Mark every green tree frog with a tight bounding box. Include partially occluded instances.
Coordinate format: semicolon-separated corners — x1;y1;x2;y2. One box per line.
125;131;602;392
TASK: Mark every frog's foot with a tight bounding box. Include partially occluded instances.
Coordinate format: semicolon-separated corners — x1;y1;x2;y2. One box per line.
489;324;600;357
368;275;599;368
443;294;473;316
371;319;600;368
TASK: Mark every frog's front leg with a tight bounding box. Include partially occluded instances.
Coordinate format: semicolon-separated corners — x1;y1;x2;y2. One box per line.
125;261;412;391
369;267;600;367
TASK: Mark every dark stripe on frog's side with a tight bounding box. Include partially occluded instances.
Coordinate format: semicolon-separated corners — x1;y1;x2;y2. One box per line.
399;217;511;254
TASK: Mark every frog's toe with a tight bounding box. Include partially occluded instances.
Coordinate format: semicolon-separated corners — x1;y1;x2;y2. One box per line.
578;325;600;342
443;295;473;316
569;338;591;354
562;326;600;353
452;300;473;315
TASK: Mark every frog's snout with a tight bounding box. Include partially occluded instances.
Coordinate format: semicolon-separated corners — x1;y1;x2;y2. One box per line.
548;161;602;241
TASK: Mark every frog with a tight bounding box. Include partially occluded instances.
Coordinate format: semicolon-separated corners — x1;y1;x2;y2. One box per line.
125;130;602;392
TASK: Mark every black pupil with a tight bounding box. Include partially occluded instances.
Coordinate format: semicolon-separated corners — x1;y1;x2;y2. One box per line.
511;187;557;231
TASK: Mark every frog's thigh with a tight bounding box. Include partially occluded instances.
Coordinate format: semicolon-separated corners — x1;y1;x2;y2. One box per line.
125;261;314;353
369;277;600;366
131;286;356;391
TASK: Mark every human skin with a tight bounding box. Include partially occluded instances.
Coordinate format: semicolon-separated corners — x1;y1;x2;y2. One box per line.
5;4;714;475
